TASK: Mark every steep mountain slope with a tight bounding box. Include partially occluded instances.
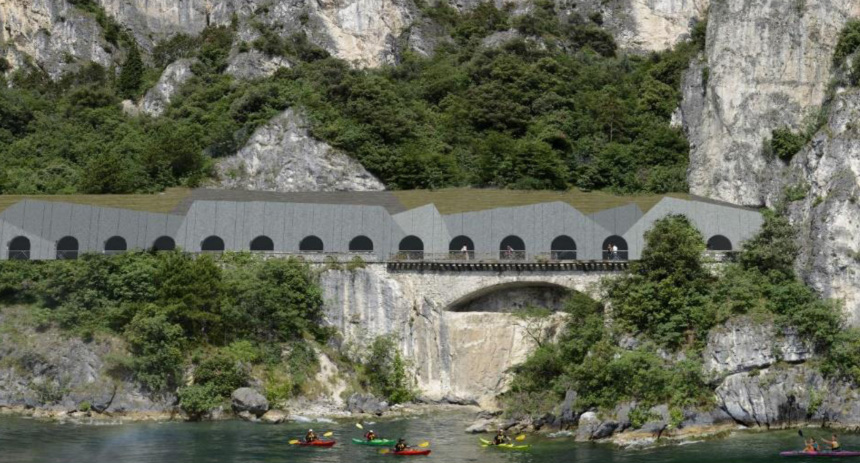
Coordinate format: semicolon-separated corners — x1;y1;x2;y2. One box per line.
685;0;860;206
2;0;859;319
1;0;705;76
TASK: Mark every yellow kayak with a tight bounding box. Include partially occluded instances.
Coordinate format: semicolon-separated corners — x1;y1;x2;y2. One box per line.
479;438;531;450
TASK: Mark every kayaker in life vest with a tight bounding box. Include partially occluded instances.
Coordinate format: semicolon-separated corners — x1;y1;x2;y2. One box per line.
305;429;318;443
822;434;840;451
365;430;378;441
395;438;409;452
492;430;510;445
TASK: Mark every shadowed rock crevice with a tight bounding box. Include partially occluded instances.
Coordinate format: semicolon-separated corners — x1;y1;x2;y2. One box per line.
446;282;571;312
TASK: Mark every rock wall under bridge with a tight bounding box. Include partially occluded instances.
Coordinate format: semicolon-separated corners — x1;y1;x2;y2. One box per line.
319;264;610;408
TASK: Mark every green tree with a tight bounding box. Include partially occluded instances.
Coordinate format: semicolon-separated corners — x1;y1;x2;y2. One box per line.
154;253;225;342
738;210;799;281
227;258;326;342
770;127;807;162
365;335;415;404
193;354;247;397
177;384;221;420
609;214;714;347
118;44;144;99
124;308;185;391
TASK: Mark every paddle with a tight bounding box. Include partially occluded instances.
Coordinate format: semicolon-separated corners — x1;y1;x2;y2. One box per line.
323;432;334;437
799;429;804;437
356;423;364;430
380;442;430;453
515;434;526;441
289;440;300;445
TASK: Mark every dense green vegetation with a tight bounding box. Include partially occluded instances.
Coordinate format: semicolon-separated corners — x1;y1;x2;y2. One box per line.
363;335;416;404
769;127;809;162
0;252;333;416
834;20;860;86
506;212;859;421
0;2;703;194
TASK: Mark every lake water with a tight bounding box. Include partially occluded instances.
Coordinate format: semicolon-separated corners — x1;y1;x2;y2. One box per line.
0;411;849;463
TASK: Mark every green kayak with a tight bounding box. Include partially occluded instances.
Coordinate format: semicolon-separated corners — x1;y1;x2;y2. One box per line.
352;438;397;446
479;438;531;450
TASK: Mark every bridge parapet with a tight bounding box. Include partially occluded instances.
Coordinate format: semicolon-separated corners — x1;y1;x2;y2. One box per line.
386;260;629;272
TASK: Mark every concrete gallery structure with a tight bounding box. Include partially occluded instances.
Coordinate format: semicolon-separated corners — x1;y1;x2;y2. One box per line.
0;189;763;261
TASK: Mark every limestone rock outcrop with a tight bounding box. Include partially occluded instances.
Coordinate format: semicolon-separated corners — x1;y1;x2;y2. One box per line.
702;317;813;381
685;0;860;206
225;51;291;80
140;58;196;117
768;90;860;324
320;267;569;407
606;0;709;52
715;364;860;428
0;0;114;78
1;0;715;80
231;387;269;417
214;108;385;192
346;393;389;415
0;314;173;416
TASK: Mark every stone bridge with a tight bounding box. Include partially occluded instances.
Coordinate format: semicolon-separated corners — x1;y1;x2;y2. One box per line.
319;264;618;407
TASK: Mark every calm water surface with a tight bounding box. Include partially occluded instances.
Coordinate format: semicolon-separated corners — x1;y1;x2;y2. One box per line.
0;411;852;463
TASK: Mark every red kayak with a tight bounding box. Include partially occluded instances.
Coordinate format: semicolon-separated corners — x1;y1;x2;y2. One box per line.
388;449;431;456
294;440;336;447
781;450;860;457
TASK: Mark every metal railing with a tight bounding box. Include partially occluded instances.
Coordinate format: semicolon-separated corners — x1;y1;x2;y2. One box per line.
601;250;629;261
390;251;576;263
56;250;79;260
7;250;30;260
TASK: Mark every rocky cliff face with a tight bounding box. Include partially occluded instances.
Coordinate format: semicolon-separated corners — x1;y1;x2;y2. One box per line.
215;108;385;192
1;0;709;79
320;267;566;408
138;58;196;117
0;0;114;79
679;0;860;324
607;0;709;52
555;318;860;445
685;0;860;206
702;316;812;382
0;0;410;75
0;308;174;418
770;90;860;324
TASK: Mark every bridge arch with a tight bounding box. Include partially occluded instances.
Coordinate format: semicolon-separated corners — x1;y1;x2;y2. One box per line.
201;235;225;252
447;281;572;312
499;235;525;260
152;236;176;252
399;235;424;260
707;235;732;251
449;235;474;260
300;235;324;252
250;235;274;252
8;236;31;260
602;236;628;261
56;236;79;260
551;235;577;260
104;236;127;254
349;235;374;252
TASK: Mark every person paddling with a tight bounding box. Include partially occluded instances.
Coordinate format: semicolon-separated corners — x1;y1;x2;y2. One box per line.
305;429;318;443
822;434;840;452
809;437;820;452
394;438;409;452
365;430;378;442
492;429;510;445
